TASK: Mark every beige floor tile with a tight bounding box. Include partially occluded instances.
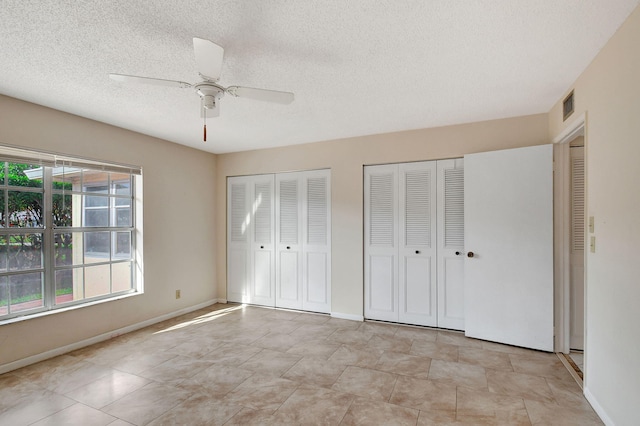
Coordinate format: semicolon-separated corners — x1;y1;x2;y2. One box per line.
1;305;604;425
394;325;438;342
326;328;373;345
101;381;191;425
30;402;116;426
457;386;530;425
224;407;294;425
64;370;151;409
137;355;214;385
545;377;594;410
282;357;346;387
276;386;354;425
251;332;304;352
0;389;76;426
416;409;457;425
146;394;243;426
524;399;603;425
110;352;178;374
428;359;488;389
288;323;340;339
410;340;459;362
487;369;555;403
206;343;262;366
374;351;432;378
327;344;383;368
358;321;399;336
223;373;299;412
389;375;456;411
436;330;484;348
0;373;44;412
458;346;514;371
331;366;397;401
340;397;419;426
366;334;413;353
286;339;341;359
177;363;253;397
239;349;302;376
509;352;575;381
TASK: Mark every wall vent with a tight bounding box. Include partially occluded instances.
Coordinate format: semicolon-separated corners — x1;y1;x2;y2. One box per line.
563;90;575;121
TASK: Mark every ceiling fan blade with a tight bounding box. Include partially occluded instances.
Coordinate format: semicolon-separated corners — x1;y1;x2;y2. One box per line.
109;73;191;88
193;38;224;82
226;86;294;104
200;98;220;118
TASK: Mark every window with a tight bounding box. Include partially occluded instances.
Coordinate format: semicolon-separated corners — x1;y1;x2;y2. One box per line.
0;149;142;321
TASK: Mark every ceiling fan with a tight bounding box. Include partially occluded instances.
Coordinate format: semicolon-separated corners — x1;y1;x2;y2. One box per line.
109;37;295;141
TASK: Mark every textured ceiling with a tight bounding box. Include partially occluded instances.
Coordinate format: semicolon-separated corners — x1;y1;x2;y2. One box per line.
1;1;638;154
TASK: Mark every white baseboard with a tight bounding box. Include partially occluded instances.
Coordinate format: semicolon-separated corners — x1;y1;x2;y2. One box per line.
217;298;228;304
0;299;219;375
331;311;364;322
584;387;613;426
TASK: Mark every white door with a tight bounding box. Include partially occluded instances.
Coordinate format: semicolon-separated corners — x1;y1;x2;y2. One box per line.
227;177;252;303
364;164;399;322
275;173;303;310
464;144;554;351
398;162;437;326
436;159;465;331
250;176;276;306
570;146;585;350
302;170;332;313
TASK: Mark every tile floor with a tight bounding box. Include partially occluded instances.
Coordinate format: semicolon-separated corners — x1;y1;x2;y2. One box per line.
0;304;603;425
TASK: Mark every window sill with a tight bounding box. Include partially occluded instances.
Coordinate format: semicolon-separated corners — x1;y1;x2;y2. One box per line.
0;291;143;326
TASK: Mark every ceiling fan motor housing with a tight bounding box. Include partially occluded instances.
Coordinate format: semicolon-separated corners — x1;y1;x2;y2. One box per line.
196;83;224;109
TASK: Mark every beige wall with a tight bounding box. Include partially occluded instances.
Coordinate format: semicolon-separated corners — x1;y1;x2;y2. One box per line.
548;5;640;425
216;114;549;317
0;95;217;367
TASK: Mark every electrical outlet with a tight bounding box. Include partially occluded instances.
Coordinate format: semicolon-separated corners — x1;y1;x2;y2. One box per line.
175;289;181;299
590;236;596;253
589;216;595;233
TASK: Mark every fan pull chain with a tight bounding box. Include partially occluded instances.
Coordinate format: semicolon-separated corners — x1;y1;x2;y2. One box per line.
203;110;207;142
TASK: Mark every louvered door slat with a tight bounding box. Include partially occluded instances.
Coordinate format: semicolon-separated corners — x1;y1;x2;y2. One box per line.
571;155;585;251
369;173;395;246
230;183;247;242
307;177;327;245
279;179;299;244
405;169;431;247
444;168;464;248
254;182;272;243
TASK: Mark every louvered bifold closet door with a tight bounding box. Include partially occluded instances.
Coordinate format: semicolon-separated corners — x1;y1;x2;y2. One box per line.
398;162;438;326
227;176;252;303
250;175;276;306
302;169;331;313
570;146;585;350
275;173;304;310
364;164;399;322
436;159;465;330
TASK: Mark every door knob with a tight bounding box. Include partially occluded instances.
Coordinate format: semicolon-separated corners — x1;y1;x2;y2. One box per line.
467;251;475;258
260;245;264;249
455;251;461;256
286;246;291;250
415;250;420;254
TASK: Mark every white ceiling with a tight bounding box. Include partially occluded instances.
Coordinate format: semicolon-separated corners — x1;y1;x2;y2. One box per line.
1;1;638;154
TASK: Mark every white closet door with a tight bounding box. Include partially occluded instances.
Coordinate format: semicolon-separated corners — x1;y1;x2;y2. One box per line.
398;162;437;326
302;169;331;313
437;159;465;331
464;144;554;351
364;164;399;322
275;173;303;310
227;176;252;303
250;175;276;306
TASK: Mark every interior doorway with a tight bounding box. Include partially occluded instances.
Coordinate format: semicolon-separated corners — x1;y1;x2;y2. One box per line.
553;114;587;384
